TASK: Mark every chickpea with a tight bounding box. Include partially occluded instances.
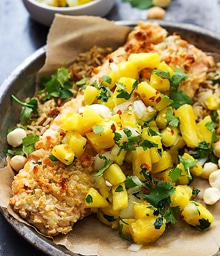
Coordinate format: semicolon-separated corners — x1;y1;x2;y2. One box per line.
203;187;220;205
147;7;166;20
200;162;218;179
209;169;220;190
213;140;220;158
7;128;27;148
153;0;171;8
9;155;27;172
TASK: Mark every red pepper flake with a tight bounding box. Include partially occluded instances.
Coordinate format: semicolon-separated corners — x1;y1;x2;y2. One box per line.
111;123;117;132
156;96;161;103
117;109;122;115
149;96;155;102
142;186;150;195
142;162;151;171
171;129;174;135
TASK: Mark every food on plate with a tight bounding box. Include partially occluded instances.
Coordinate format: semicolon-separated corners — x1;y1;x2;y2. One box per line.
35;0;93;7
6;21;220;245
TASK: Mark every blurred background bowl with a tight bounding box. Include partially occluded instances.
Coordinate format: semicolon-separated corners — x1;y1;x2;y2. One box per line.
22;0;115;27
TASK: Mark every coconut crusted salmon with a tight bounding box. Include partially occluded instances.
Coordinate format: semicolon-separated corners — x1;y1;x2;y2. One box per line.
9;22;215;238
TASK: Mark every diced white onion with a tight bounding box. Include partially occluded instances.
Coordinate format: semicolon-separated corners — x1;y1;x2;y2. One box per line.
78;104;112;119
133;100;147;119
113;102;132;115
131;176;143;186
128;244;143;252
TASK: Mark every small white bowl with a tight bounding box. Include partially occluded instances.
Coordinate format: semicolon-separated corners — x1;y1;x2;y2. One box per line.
22;0;115;27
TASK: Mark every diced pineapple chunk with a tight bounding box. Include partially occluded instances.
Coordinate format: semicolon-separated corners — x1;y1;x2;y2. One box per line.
128;52;160;71
80;106;103;135
112;182;128;211
182;201;214;229
137;81;172;111
113;77;136;106
197;115;213;144
64;131;87;158
133;202;155;219
182;153;203;177
61;112;83;132
51;144;75;165
175;104;199;148
86;120;116;153
161;126;179;147
130;216;166;244
152;150;173;173
97;205;119;228
170;185;192;210
103;163;126;186
150;72;170;92
85;188;109;208
84;85;99;105
132;147;152;180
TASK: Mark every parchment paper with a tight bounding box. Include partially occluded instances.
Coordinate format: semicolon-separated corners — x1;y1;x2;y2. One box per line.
1;15;220;256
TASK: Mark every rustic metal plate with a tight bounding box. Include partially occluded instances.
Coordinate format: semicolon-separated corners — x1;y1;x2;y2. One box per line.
1;21;220;256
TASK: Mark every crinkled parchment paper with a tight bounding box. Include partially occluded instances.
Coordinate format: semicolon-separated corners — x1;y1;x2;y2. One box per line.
1;14;220;256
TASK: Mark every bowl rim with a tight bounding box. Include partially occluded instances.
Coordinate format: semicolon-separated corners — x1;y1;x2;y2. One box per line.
23;0;107;11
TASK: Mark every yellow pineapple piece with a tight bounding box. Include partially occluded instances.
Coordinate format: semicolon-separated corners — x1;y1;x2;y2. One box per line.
182;201;214;229
133;202;155;219
97;204;119;229
51;144;75;165
182;153;203;177
80;106;103;135
61;112;83;132
175;104;199;148
197;115;213;144
86;120;115;153
170;185;192;210
64;131;87;158
128;52;160;71
137;81;172;111
161;126;179;147
130;216;166;244
85;187;109;208
103;163;126;186
132;147;152;180
84;85;99;105
112;182;128;211
152;151;173;173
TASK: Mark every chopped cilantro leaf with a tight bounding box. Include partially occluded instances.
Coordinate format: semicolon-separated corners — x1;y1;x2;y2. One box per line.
164;207;180;224
22;134;39;156
195;218;211;230
115;185;124;192
166;108;180;127
144;180;175;209
170;68;188;91
93;155;113;177
93;124;104;134
154;217;164;229
170;90;193;109
38;66;73;101
152;69;170;80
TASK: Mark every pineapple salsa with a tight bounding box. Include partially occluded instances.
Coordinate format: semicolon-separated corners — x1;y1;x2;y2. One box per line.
52;52;216;244
7;51;218;244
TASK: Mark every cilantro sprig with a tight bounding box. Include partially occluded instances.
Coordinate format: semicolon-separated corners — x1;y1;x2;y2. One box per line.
38;66;73;101
12;95;38;125
154;67;192;108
